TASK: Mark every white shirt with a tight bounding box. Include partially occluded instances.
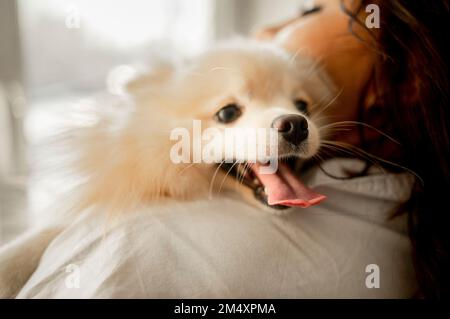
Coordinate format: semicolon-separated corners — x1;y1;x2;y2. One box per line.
16;159;417;298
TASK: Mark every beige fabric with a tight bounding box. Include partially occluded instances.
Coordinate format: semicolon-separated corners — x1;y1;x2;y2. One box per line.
0;226;63;298
14;159;417;298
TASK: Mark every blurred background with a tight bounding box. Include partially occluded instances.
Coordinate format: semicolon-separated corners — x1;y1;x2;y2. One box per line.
0;0;309;244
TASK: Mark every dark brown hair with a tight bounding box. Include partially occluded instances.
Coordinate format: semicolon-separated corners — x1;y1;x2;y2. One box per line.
344;0;449;298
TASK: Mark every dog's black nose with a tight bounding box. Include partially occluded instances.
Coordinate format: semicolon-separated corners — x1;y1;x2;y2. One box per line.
271;114;309;145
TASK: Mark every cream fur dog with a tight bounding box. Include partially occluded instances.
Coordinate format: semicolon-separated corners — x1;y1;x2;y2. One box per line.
58;40;336;216
0;40;337;297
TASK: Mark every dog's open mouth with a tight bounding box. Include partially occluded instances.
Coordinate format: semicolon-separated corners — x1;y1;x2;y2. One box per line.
220;159;326;210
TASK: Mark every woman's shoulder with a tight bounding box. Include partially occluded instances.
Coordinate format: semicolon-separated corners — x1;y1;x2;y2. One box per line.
303;158;414;232
17;159;417;298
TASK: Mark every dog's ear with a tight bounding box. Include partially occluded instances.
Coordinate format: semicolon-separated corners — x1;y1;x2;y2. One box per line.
125;64;175;95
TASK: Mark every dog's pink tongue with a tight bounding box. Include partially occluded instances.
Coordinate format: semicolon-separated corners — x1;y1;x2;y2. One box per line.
252;163;326;208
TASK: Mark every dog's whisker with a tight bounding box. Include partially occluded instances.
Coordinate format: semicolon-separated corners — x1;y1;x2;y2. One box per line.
289;48;306;65
306;91;334;117
315;146;338;162
313;151;363;180
320;140;423;184
233;163;241;191
237;162;252;187
324;142;404;175
320;141;386;173
210;66;235;72
311;88;343;120
318;127;353;135
217;161;239;194
320;142;382;171
208;160;225;200
234;162;250;190
243;162;253;184
310;114;344;123
312;153;326;166
319;121;401;145
178;163;196;175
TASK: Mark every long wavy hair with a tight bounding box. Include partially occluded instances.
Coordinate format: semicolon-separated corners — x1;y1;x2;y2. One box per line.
342;0;449;298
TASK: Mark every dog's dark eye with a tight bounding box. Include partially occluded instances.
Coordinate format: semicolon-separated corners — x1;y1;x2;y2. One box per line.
215;104;242;124
294;99;309;115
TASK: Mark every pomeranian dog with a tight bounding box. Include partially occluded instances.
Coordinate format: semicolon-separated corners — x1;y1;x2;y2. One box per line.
55;39;337;216
0;39;339;298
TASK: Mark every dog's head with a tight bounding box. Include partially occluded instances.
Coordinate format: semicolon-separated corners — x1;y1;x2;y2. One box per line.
72;40;337;213
126;40;337;211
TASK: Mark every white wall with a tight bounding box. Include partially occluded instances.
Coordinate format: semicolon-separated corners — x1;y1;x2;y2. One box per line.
213;0;304;39
235;0;304;35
